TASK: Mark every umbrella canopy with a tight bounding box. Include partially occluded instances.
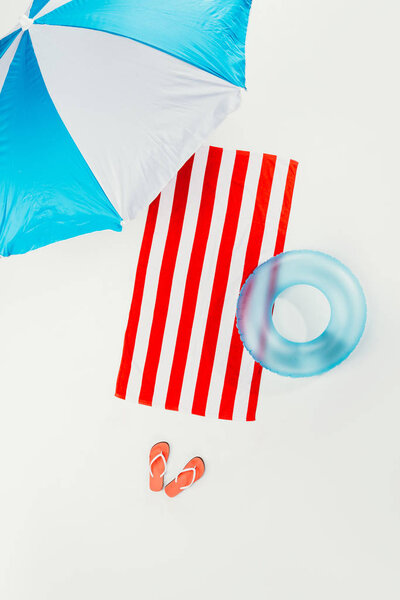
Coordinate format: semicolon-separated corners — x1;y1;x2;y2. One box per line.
0;0;252;256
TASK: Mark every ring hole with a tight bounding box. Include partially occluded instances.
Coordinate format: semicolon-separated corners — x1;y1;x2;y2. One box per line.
272;284;331;343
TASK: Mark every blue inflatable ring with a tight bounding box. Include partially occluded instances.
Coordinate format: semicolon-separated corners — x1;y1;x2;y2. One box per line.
236;250;367;377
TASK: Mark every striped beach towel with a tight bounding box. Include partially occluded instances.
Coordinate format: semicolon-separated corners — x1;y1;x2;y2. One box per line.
116;146;298;421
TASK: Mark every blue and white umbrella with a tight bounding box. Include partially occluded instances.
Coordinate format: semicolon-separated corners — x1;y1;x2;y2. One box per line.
0;0;252;256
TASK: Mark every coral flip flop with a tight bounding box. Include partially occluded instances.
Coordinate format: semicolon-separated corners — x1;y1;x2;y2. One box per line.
165;457;205;498
149;442;170;492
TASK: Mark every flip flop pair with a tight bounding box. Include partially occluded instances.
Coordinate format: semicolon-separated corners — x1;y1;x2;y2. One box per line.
149;442;205;497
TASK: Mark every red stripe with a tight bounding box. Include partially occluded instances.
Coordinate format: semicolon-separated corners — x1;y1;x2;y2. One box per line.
246;159;299;421
218;154;277;420
246;363;263;422
191;151;250;417
115;196;161;400
165;146;223;411
138;156;195;405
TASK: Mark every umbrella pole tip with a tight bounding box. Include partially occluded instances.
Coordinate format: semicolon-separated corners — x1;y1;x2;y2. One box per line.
19;15;34;32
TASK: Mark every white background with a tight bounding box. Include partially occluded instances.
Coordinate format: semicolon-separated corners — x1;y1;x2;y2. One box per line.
1;1;400;598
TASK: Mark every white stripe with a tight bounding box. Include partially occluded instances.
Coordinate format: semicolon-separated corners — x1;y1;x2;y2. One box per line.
125;179;176;402
205;152;263;418
151;146;210;409
231;351;256;421
178;150;237;414
0;33;22;95
231;158;290;421
259;158;290;261
119;202;150;318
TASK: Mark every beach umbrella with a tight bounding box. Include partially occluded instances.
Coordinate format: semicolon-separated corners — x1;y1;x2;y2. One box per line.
0;0;252;256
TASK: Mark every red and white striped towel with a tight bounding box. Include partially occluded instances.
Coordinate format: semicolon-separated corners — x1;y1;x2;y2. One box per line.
116;146;298;421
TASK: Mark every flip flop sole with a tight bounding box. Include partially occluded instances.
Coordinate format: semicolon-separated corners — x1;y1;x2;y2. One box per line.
149;442;170;492
165;457;205;498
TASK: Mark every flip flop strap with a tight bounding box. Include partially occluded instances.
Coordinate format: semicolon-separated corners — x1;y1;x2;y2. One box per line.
149;452;167;478
175;467;197;490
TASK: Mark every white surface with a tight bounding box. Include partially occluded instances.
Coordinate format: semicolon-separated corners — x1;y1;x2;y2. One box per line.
273;284;332;343
30;23;240;220
0;1;400;598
